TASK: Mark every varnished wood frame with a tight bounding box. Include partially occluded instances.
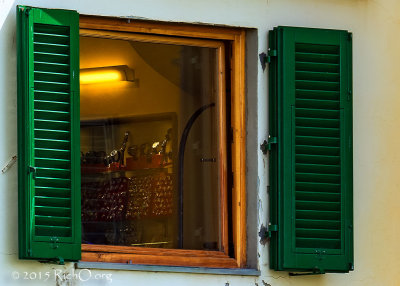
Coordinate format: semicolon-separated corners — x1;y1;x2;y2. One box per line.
79;16;246;268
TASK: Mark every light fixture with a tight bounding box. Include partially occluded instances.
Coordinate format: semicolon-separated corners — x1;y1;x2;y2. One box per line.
80;65;138;85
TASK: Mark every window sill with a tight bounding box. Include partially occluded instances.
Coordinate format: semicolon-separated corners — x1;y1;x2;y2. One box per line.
76;261;260;276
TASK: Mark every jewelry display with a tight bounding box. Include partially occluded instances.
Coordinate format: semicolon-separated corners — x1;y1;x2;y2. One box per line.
81;115;176;247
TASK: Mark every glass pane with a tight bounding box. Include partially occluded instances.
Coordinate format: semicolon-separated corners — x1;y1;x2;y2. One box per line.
80;36;221;251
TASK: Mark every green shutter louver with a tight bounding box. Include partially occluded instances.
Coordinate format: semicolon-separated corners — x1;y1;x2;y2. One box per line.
268;27;353;273
17;6;81;262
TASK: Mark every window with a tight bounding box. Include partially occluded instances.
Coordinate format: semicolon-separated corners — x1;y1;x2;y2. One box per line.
17;6;247;268
268;27;353;273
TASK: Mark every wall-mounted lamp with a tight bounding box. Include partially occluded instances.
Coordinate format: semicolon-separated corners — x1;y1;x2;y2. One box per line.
80;65;138;85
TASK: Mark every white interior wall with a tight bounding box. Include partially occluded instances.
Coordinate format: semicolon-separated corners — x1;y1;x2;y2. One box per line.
1;0;400;285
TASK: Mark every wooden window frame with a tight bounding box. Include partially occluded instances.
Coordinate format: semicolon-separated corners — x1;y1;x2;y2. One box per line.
79;15;246;269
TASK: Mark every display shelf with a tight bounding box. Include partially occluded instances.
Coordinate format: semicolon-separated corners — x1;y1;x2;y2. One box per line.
81;163;171;175
81;162;126;174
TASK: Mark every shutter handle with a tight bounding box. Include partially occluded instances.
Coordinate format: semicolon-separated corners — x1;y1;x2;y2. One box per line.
28;166;36;179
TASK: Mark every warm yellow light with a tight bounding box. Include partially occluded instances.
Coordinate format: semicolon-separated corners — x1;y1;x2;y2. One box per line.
80;70;123;84
80;65;136;85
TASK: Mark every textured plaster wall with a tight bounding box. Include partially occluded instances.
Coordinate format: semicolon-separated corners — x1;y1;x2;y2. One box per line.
1;0;400;285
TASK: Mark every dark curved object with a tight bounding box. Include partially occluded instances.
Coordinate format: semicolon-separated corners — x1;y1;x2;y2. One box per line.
178;102;215;248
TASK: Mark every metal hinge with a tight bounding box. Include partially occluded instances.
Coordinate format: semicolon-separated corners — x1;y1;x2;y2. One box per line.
259;49;277;70
259;223;278;240
260;135;277;154
266;49;277;63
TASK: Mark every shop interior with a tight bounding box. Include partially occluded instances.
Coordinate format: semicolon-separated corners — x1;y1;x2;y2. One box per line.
80;35;221;251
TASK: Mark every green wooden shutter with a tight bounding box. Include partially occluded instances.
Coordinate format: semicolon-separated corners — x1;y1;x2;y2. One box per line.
17;5;81;262
268;26;353;273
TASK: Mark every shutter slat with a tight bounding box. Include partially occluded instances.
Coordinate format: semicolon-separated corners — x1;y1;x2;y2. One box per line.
35;157;70;162
35;186;71;198
295;89;340;101
295;80;339;91
34;128;70;133
296;126;340;137
35;158;71;170
295;107;339;118
34;101;69;113
296;182;340;193
296;238;341;249
296;163;340;174
34;55;69;65
295;52;339;64
34;90;69;95
35;226;72;237
296;62;339;73
296;154;340;165
36;167;71;179
35;206;71;217
35;196;71;207
296;191;340;202
296;200;340;211
296;173;340;184
35;139;70;150
34;72;69;83
296;99;340;110
296;228;340;238
34;52;69;58
296;210;340;220
296;71;339;82
296;218;340;229
35;215;71;226
296;145;340;156
34;32;69;38
33;42;69;47
34;80;70;86
296;117;339;128
34;61;69;66
34;99;69;105
296;135;340;146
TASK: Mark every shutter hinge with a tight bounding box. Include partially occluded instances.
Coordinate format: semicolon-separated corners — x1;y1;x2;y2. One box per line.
266;49;277;63
259;49;277;71
28;166;36;179
260;135;277;154
259;223;278;240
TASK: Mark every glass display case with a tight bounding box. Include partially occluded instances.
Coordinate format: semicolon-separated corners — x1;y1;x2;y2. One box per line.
81;114;177;248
